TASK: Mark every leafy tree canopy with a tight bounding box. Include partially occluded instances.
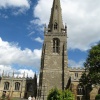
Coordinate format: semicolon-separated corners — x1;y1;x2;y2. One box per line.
47;88;62;100
62;89;74;100
80;43;100;86
47;88;74;100
95;94;100;100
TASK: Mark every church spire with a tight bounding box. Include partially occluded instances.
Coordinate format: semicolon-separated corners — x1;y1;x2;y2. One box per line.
48;0;64;33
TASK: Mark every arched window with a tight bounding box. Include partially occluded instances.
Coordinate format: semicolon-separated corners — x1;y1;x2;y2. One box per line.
27;83;33;92
15;82;20;90
77;85;84;95
54;22;58;30
4;82;9;90
53;38;60;53
75;73;78;78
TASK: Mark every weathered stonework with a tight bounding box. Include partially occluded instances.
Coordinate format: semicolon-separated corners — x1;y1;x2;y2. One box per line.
39;0;69;99
39;0;100;100
0;73;37;99
0;0;99;100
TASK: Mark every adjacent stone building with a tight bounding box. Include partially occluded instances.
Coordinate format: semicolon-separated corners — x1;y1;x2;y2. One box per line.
0;72;37;99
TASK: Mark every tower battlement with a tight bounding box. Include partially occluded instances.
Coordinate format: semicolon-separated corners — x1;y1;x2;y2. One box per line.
69;67;85;71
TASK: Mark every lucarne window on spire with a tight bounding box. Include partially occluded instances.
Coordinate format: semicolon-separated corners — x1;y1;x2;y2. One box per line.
54;22;58;30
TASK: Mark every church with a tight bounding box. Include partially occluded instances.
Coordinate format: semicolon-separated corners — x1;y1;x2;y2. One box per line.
0;0;99;100
38;0;99;100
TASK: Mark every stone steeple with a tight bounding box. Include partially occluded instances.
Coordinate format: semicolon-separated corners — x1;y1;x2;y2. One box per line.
39;0;68;99
48;0;64;33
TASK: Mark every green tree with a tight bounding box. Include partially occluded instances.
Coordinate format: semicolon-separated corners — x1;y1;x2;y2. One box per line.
47;88;74;100
62;89;74;100
1;92;6;100
80;43;100;86
95;94;100;100
47;88;62;100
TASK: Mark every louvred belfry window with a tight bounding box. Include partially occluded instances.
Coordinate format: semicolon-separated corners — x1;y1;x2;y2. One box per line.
53;38;60;53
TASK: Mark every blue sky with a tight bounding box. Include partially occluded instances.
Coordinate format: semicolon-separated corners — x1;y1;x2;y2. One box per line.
0;0;100;77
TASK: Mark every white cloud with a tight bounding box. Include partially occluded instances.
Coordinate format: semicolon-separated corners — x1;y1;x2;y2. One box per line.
0;37;41;77
0;37;41;69
0;13;8;18
34;37;43;43
0;0;30;8
0;65;12;75
28;31;35;36
33;0;100;51
12;7;28;15
68;59;85;68
0;65;35;78
0;0;30;14
33;0;51;25
16;69;35;78
30;19;43;26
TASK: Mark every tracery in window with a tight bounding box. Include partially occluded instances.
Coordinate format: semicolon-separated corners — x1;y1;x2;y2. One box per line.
4;82;9;90
75;73;78;78
53;38;60;53
77;85;84;95
54;22;58;30
15;82;20;90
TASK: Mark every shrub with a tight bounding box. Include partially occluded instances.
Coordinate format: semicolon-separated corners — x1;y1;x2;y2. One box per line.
47;88;75;100
95;94;100;100
47;88;62;100
62;89;75;100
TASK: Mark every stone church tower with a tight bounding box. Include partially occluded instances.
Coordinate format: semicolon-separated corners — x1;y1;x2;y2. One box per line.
39;0;69;99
